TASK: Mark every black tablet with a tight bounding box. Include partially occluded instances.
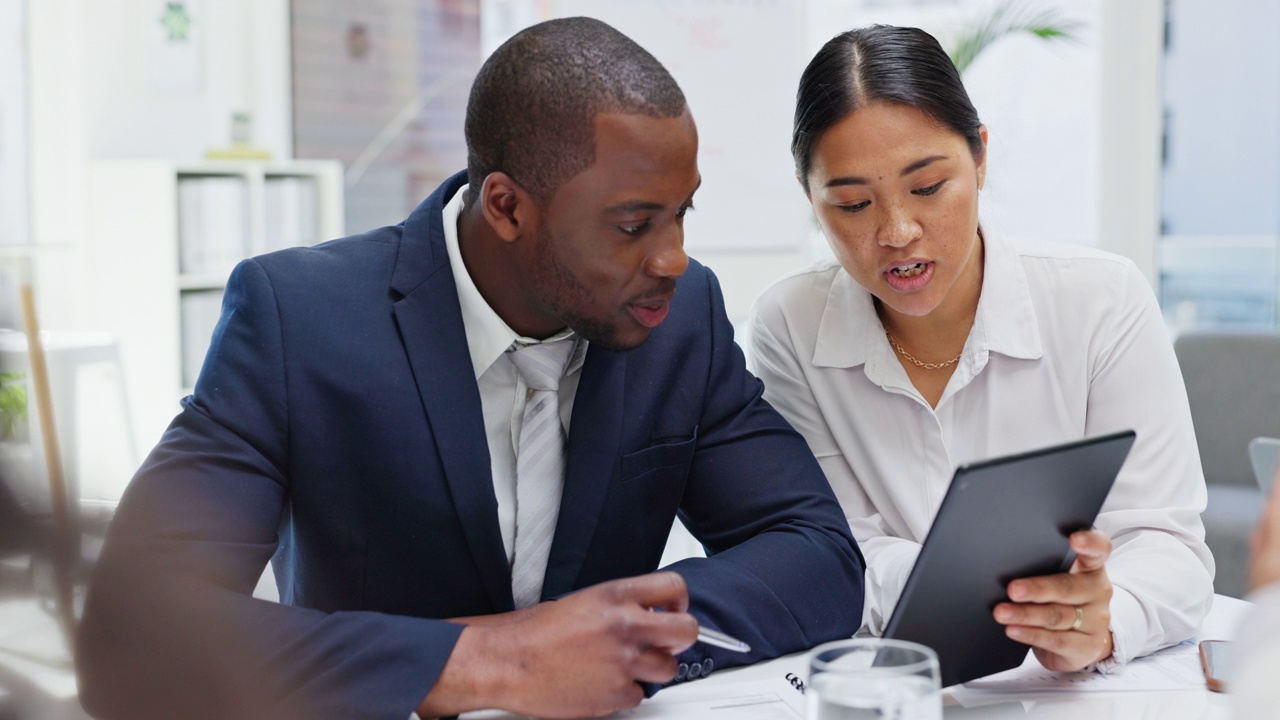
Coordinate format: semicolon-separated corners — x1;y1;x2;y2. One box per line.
882;429;1137;688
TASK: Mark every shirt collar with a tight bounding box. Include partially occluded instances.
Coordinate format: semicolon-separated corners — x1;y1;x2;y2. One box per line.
972;231;1042;362
442;185;587;380
811;230;1042;371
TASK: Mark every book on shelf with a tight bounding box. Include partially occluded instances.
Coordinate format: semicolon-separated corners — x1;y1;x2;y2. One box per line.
177;176;251;278
264;176;321;253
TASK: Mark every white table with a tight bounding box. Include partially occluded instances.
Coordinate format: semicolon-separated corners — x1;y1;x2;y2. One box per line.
648;593;1250;719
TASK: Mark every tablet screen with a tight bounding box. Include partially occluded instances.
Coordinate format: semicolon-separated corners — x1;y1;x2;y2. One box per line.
882;430;1136;688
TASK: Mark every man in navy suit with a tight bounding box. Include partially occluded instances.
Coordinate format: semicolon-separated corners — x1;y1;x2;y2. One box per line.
77;17;863;720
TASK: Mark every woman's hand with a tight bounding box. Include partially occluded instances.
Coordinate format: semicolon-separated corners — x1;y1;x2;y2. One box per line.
1251;467;1280;592
993;529;1115;672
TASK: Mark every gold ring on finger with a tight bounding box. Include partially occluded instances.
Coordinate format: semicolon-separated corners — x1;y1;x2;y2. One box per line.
1070;605;1084;632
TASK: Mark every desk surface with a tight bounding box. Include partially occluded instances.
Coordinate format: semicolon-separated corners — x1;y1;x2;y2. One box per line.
663;594;1250;719
462;594;1250;719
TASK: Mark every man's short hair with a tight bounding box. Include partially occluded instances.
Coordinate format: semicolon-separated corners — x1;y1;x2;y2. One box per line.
464;17;687;204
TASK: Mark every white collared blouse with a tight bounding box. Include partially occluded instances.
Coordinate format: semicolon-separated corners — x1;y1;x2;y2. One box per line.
747;232;1214;668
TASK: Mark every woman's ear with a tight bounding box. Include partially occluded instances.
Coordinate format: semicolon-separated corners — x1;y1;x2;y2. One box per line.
975;125;989;191
479;172;530;243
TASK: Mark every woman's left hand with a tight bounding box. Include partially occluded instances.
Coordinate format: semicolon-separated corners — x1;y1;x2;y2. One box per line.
993;529;1115;672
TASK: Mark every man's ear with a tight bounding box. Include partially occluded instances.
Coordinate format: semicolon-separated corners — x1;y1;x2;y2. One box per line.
479;172;532;243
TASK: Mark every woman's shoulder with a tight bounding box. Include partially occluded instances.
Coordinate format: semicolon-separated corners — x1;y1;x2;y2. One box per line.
1002;237;1149;300
753;257;845;315
1007;238;1140;279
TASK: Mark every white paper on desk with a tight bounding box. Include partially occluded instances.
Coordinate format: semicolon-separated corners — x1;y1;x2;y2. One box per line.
952;639;1203;703
613;677;806;719
456;677;807;720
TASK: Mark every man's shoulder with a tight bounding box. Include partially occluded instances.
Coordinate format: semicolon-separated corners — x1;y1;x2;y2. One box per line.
250;224;407;292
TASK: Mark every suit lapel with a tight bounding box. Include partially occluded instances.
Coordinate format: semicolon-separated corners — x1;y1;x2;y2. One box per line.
392;173;514;612
542;347;627;597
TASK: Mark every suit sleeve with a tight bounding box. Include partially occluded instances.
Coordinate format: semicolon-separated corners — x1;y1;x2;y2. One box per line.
76;259;462;720
663;267;865;677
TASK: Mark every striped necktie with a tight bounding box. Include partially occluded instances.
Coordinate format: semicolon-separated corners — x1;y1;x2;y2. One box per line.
506;337;575;608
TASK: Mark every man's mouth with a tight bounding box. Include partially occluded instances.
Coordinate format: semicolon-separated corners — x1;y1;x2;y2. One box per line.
629;297;671;328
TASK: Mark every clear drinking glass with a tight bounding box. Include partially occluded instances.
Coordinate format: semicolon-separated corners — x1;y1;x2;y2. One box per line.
806;638;942;720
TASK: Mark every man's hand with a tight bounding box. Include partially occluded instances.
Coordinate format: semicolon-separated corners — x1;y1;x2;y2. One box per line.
1251;468;1280;592
993;529;1115;672
418;571;699;718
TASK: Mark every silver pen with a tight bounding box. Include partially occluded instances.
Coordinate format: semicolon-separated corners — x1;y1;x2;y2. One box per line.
697;626;751;653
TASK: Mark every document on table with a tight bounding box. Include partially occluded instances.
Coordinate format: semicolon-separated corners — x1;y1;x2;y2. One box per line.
618;677;806;719
950;639;1204;705
457;677;806;720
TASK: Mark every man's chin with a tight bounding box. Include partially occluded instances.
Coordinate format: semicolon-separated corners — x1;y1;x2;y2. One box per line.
571;318;651;352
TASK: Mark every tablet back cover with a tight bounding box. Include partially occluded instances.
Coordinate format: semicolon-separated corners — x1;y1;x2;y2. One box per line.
883;430;1136;687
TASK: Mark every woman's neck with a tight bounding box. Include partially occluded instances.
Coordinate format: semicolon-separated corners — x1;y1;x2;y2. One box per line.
878;232;985;362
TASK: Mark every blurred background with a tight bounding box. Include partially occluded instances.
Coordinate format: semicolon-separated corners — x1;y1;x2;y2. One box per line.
0;0;1276;716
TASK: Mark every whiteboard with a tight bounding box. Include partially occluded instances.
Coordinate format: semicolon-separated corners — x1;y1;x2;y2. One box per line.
481;0;811;252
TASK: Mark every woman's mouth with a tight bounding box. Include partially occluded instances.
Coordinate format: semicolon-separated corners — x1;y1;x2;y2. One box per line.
884;261;935;292
890;262;928;279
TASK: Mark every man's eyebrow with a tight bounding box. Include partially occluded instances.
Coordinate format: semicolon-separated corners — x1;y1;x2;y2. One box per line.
605;200;665;214
605;178;703;214
823;155;951;189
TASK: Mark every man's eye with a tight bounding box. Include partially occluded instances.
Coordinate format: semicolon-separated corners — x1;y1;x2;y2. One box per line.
839;200;870;213
914;181;945;196
676;204;695;219
619;223;647;235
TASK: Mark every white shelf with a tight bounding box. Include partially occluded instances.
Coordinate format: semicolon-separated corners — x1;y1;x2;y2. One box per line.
88;159;343;453
178;274;234;291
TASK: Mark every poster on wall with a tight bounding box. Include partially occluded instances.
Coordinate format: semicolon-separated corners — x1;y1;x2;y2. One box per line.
0;0;29;247
144;0;206;95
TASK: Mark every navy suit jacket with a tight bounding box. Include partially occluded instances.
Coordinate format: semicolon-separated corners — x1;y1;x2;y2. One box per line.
77;172;864;719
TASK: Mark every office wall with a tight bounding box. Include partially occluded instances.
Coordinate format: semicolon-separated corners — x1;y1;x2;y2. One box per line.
25;0;294;496
28;0;292;328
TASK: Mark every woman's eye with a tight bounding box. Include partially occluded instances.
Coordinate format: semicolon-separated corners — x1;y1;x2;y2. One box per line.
839;200;870;213
914;181;945;197
619;223;647;235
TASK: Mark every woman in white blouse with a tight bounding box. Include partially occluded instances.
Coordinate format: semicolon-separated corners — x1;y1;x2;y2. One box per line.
747;25;1213;673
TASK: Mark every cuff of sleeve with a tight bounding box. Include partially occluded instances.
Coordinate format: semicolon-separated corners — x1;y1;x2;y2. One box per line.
1090;585;1144;673
861;543;921;636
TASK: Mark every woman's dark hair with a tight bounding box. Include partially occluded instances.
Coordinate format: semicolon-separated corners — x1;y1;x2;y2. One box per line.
792;25;984;192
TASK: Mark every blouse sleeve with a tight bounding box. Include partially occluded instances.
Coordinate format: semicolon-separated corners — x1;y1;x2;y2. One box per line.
1084;261;1215;666
746;297;922;634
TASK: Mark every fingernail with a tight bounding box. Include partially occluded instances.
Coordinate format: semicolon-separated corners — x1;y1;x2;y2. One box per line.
1009;583;1026;600
1007;627;1024;640
995;607;1011;622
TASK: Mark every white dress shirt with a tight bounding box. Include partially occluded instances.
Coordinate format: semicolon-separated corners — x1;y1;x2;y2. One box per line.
442;186;587;566
746;232;1214;668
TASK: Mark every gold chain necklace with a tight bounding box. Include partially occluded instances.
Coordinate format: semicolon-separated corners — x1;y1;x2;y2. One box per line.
885;331;962;371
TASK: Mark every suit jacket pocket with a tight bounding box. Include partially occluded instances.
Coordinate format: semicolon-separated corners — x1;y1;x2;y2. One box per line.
620;433;697;484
